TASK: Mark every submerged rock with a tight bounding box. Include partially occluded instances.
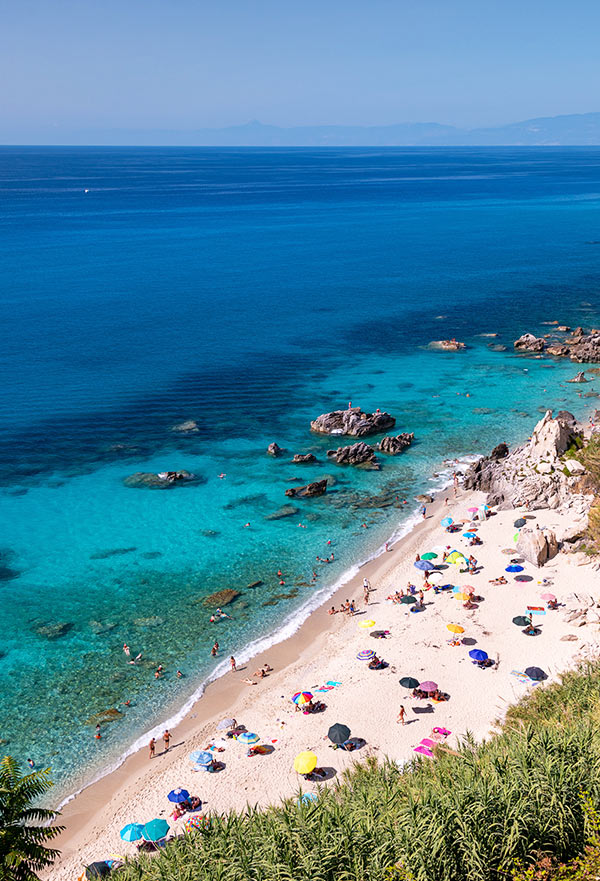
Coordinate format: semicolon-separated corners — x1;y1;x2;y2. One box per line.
377;434;415;455
428;339;467;351
310;408;395;437
171;420;199;433
90;547;137;560
124;470;198;489
35;621;73;639
133;616;165;628
85;708;123;726
285;479;328;498
203;589;241;607
327;442;379;468
265;504;300;520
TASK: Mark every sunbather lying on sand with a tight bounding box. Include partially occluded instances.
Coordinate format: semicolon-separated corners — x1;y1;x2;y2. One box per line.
243;678;257;685
489;576;507;585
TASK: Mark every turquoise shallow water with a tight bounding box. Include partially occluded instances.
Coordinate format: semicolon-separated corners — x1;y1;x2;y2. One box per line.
1;147;600;801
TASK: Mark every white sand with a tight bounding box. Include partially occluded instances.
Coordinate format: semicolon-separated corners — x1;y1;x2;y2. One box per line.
47;489;600;878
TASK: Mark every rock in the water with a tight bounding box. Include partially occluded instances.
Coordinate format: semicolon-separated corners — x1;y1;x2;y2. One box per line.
377;433;415;455
35;621;72;639
327;442;379;468
516;526;558;567
285;480;328;499
428;339;466;351
566;371;589;383
124;470;197;489
416;494;434;503
291;453;317;464
265;504;300;520
557;326;571;332
267;442;284;457
547;345;570;357
172;420;199;433
85;708;123;725
203;589;241;607
310;408;395;437
133;616;164;627
247;580;263;589
514;333;546;353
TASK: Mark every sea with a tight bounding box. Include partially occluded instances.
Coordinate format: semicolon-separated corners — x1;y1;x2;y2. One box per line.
1;146;600;805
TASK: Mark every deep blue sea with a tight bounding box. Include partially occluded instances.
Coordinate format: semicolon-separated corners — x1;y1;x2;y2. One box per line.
1;146;600;802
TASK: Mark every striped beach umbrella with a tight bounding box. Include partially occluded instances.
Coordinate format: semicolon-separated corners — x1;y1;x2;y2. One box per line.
236;731;259;744
292;691;313;705
356;649;375;660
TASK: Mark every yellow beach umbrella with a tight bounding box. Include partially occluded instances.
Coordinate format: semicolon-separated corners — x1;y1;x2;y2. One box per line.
454;592;470;602
294;751;318;775
446;624;465;634
358;619;376;629
446;552;464;564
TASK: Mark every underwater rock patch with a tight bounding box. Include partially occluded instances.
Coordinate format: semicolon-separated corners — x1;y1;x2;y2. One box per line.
203;589;241;607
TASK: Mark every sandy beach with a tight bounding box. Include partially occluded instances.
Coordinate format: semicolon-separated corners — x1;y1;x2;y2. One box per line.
46;476;600;879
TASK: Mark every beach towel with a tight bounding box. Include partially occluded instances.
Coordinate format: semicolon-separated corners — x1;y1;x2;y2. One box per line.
510;670;530;682
326;680;342;686
527;609;546;616
413;745;433;757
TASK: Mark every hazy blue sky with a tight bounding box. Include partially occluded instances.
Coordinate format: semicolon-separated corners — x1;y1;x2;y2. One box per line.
1;0;598;138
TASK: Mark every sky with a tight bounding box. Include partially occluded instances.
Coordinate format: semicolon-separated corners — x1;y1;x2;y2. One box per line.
1;0;599;141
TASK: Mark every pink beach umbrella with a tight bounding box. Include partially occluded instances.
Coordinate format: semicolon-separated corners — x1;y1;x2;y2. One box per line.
419;680;438;692
467;507;479;513
541;592;556;602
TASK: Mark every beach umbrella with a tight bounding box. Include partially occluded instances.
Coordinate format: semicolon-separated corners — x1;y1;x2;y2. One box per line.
541;592;557;602
427;571;444;584
525;666;547;681
401;595;417;605
85;863;112;879
120;823;144;843
292;692;313;705
467;507;479;514
189;750;213;766
358;619;376;629
502;548;516;554
506;565;524;573
217;718;236;730
414;560;435;571
512;615;531;627
441;517;454;527
514;518;526;528
454;592;470;601
142;819;170;842
328;723;351;745
463;532;476;539
447;624;464;635
446;552;465;564
236;731;259;744
294;750;318;774
419;680;438;692
463;585;475;594
421;552;438;560
167;788;190;803
356;649;375;660
469;649;488;662
185;814;209;832
399;676;420;689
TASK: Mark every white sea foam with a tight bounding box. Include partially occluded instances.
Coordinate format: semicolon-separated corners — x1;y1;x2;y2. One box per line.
56;453;483;812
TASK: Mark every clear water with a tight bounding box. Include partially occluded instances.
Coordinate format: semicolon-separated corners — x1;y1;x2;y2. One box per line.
1;146;600;801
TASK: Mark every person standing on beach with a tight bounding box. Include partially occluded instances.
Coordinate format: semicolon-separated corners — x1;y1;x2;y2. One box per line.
230;655;237;672
163;729;171;752
149;737;155;759
397;706;406;725
420;505;427;520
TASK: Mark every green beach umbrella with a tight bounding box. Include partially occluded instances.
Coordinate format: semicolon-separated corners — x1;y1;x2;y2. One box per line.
421;552;438;561
142;819;170;842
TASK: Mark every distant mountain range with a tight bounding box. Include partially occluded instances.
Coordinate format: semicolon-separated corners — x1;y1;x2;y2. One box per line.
6;112;600;147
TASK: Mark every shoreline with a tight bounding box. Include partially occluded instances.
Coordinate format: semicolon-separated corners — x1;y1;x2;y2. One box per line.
47;476;456;870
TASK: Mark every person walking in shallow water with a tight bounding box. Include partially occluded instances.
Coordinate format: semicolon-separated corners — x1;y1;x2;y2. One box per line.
163;729;171;752
211;641;219;657
230;656;237;672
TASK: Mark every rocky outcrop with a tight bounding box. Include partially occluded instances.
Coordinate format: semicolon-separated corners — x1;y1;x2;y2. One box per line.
464;410;593;513
568;333;600;363
557;326;571;332
547;345;570;357
310;408;395;437
514;333;545;353
377;433;415;455
267;443;284;457
265;504;299;520
124;470;197;488
429;339;467;351
171;420;199;433
285;479;328;498
292;453;317;464
562;592;600;628
567;372;589;383
203;589;241;607
327;442;379;468
516;526;558;567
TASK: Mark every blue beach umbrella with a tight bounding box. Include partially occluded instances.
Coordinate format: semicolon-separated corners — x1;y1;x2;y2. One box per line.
357;649;375;660
167;788;189;803
463;532;476;539
120;823;144;842
189;750;213;766
236;731;259;744
142;819;170;842
441;517;454;527
469;649;488;662
414;560;435;571
506;565;524;573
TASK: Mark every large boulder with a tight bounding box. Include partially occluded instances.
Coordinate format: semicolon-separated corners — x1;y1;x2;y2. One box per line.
310;408;395;437
514;333;545;353
327;442;379;468
285;480;328;499
377;433;415;455
527;410;580;462
292;453;317;464
516;526;558;567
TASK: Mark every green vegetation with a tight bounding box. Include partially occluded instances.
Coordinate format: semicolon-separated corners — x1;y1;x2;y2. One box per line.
0;756;63;880
116;662;600;881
